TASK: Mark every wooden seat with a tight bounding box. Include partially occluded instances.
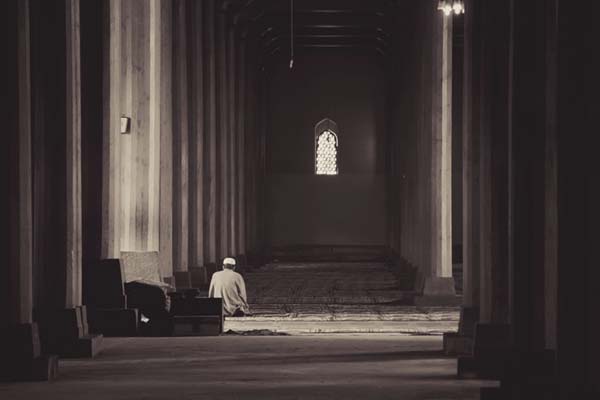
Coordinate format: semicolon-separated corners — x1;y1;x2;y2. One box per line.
170;297;223;336
84;259;139;337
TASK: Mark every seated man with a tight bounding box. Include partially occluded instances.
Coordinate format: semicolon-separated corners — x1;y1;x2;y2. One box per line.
208;257;250;317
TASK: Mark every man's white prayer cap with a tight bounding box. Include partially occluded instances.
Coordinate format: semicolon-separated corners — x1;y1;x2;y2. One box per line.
223;257;236;266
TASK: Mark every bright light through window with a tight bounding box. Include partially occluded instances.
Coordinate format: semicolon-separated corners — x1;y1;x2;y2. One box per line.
316;130;338;175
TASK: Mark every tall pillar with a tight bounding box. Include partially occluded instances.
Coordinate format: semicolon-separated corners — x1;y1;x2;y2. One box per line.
172;0;190;273
189;0;205;268
228;27;237;257
204;0;219;265
237;30;247;259
461;0;482;325
101;0;122;260
0;0;58;381
417;8;458;304
159;0;173;277
30;0;101;358
508;0;548;356
478;0;510;326
244;29;260;260
554;0;599;398
543;0;558;354
217;10;230;260
444;0;481;356
459;0;512;379
479;0;557;397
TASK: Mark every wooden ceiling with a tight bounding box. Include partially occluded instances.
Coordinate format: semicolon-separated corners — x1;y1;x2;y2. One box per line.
227;0;395;58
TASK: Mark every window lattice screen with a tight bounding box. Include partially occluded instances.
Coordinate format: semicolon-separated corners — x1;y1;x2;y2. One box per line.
315;130;338;175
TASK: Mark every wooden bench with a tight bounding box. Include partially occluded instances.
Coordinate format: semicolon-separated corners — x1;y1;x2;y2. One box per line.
84;259;139;337
169;295;223;336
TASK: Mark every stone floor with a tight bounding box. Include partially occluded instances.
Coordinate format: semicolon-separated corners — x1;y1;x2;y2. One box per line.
0;263;482;399
0;336;498;399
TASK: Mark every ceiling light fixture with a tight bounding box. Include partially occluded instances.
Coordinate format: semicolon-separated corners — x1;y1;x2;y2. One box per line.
437;0;465;16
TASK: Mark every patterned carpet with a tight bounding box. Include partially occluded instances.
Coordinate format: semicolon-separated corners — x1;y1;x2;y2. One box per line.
226;262;460;334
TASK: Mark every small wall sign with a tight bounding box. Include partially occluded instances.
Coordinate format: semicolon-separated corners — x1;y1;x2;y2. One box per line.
120;116;131;134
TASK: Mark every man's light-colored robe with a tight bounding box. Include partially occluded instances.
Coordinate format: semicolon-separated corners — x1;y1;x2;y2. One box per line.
208;269;250;316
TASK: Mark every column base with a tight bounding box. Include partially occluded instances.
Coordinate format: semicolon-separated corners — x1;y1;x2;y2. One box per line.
482;383;599;400
0;355;59;382
443;332;474;356
479;350;558;398
51;335;104;358
458;323;511;379
443;307;479;356
0;323;59;382
38;306;103;358
458;306;480;337
414;276;461;306
481;382;559;400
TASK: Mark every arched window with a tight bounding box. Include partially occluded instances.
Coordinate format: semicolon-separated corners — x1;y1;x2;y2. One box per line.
315;119;339;175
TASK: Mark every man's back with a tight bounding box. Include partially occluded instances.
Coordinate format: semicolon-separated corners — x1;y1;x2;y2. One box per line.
208;269;249;316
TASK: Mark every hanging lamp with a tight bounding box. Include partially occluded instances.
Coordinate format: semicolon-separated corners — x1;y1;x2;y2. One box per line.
437;0;465;16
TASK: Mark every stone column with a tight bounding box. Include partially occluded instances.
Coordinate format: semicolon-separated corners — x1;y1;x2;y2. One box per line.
172;0;190;274
543;0;558;355
204;0;219;265
101;0;122;260
30;0;101;358
244;29;260;262
228;26;237;257
0;0;58;381
217;9;230;261
444;0;481;356
459;0;512;379
159;0;174;278
554;0;599;398
237;30;247;261
480;1;557;398
189;0;205;269
478;0;510;327
460;0;482;329
417;8;458;304
508;0;549;357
